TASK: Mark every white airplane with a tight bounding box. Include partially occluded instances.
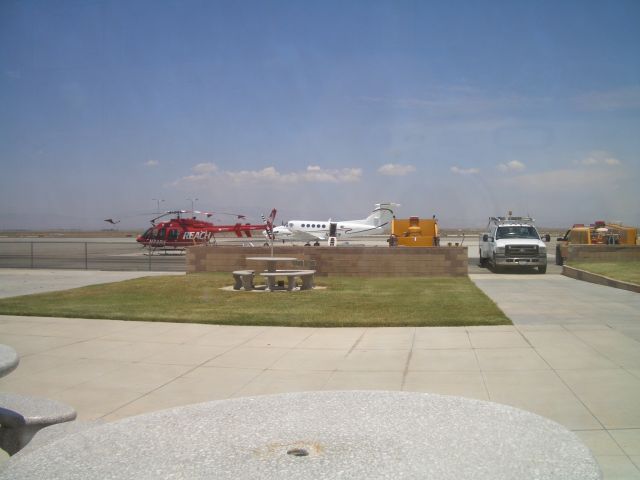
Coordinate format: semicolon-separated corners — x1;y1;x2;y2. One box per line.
268;203;399;245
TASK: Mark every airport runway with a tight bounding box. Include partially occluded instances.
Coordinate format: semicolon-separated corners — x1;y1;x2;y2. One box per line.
0;237;563;275
0;238;184;271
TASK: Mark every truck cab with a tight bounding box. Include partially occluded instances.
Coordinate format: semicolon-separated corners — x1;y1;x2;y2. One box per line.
479;216;549;274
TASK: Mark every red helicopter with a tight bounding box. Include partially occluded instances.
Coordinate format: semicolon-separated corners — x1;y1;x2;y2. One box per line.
130;208;276;250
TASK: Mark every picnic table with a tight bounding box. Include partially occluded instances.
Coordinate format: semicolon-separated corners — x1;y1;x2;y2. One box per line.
246;256;298;273
243;257;315;291
0;391;601;479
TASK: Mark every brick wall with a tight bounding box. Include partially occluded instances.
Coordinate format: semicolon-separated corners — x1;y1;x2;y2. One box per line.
568;245;640;263
187;246;468;277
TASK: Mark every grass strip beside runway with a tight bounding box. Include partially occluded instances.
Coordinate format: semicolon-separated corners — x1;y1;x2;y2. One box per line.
0;273;510;327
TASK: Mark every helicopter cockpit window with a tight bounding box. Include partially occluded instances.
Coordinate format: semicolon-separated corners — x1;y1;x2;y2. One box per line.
168;229;179;240
142;228;153;239
158;228;166;239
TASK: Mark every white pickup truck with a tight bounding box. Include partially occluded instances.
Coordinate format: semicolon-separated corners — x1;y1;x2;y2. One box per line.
479;216;549;274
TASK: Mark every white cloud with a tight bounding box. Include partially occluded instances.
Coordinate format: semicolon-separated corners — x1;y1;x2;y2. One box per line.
144;160;159;167
450;166;479;175
173;164;362;187
227;165;362;184
377;163;416;176
575;151;622;167
175;163;219;184
193;162;218;174
497;160;526;172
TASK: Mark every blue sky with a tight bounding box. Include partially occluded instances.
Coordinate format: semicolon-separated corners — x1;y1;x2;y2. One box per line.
1;0;639;229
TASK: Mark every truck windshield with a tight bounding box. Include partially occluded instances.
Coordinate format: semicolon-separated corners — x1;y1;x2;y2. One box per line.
496;226;539;239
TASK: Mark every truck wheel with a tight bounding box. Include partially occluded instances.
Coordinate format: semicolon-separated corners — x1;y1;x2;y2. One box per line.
538;265;547;274
478;250;487;267
555;246;563;266
491;254;501;273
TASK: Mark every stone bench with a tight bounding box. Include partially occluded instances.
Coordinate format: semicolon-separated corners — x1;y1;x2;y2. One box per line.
0;392;77;455
232;270;255;290
260;270;316;291
0;345;19;378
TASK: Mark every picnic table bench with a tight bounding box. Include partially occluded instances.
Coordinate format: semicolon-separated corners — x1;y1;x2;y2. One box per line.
0;344;19;378
232;270;255;290
259;270;316;291
0;392;77;455
14;419;104;457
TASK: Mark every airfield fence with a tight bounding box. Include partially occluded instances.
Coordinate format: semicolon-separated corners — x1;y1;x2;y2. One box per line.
0;241;186;272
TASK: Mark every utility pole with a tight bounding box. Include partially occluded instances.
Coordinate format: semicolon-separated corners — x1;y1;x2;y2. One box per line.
152;198;164;214
187;197;198;211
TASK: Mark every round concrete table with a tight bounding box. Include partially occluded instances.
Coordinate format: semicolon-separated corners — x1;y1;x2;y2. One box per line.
0;344;19;378
0;391;601;479
246;256;298;272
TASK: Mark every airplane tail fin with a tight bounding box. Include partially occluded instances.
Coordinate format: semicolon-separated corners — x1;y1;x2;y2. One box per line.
362;203;399;229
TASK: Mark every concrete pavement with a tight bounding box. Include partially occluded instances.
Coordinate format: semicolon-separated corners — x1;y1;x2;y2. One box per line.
0;269;182;299
0;269;639;478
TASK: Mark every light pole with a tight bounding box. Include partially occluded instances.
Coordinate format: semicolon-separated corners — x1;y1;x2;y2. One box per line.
152;198;164;214
187;197;198;211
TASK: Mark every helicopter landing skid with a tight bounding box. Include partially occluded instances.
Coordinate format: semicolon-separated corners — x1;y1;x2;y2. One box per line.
144;247;185;256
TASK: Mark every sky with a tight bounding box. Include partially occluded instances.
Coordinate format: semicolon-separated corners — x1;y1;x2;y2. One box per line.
1;0;639;230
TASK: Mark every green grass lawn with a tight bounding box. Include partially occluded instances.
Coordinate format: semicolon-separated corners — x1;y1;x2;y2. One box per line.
569;260;640;285
0;273;510;328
